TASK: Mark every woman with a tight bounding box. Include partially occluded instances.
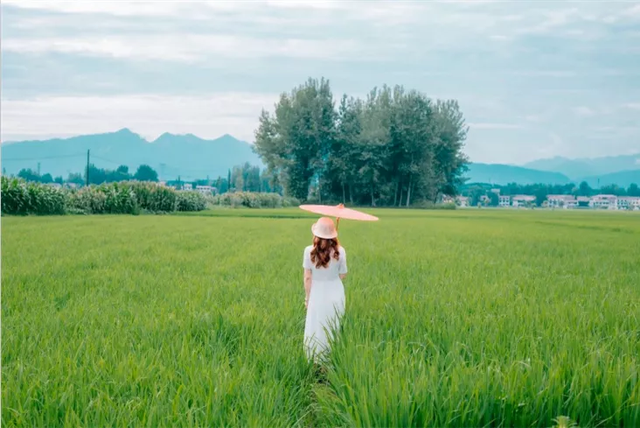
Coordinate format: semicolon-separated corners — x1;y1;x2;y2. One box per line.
303;217;348;362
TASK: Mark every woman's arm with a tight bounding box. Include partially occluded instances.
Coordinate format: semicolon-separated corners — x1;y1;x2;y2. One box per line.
304;269;312;308
339;273;347;280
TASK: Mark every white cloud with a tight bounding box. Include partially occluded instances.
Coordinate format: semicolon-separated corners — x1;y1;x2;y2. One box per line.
3;34;366;62
1;94;279;142
573;106;596;117
2;0;244;17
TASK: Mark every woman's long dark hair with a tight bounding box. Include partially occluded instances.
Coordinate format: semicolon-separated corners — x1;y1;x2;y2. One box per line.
310;236;341;269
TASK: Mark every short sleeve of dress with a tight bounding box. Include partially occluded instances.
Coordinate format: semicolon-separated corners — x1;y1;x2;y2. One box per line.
302;246;313;270
339;247;348;274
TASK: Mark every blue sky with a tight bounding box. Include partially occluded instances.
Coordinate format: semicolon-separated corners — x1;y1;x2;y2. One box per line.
1;0;639;164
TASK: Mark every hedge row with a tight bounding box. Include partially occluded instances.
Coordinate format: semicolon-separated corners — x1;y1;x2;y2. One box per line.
1;177;208;215
210;191;300;209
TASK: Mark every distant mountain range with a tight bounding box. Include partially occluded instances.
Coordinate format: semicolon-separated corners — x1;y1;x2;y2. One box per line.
465;154;640;187
1;129;262;181
2;129;638;188
465;162;640;188
524;154;640;178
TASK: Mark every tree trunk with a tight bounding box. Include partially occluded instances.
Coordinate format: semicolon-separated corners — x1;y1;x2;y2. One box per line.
370;184;376;207
394;179;400;207
406;175;412;207
349;184;354;205
342;182;346;204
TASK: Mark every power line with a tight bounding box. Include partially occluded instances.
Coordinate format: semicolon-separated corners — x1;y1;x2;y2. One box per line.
1;153;86;162
91;155;123;165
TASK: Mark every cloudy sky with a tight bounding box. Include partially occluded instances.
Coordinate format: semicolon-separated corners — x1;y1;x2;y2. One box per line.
2;0;639;164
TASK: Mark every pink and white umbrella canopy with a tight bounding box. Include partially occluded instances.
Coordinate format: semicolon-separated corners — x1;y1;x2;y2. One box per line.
299;204;378;222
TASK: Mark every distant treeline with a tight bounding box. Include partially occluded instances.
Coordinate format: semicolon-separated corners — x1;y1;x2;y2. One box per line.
462;181;640;206
254;77;468;206
10;164;160;186
7;162;281;195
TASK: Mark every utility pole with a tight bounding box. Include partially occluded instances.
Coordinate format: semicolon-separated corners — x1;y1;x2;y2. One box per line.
86;149;90;186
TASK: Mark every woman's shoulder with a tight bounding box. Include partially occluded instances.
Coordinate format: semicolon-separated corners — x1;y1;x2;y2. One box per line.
304;245;313;254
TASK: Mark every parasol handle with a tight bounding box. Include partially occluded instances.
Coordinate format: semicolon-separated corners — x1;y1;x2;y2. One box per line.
336;204;344;231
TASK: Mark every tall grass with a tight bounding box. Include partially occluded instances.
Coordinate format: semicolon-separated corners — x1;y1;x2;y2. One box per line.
1;177;207;215
1;210;638;427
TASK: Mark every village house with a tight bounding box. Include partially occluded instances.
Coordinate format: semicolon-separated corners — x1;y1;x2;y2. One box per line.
512;195;536;208
195;185;215;195
616;196;640;210
547;194;577;209
456;196;469;207
576;196;591;208
499;195;511;207
590;194;617;209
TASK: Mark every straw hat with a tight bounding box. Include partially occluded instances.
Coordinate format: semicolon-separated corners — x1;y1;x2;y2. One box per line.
311;217;338;239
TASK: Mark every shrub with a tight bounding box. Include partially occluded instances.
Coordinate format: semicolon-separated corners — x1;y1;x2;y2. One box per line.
126;181;177;212
1;177;66;215
67;187;107;214
176;191;207;212
411;200;457;210
98;182;138;214
1;177;205;216
210;192;300;209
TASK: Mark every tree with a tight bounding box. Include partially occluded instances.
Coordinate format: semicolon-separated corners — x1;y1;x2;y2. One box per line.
431;100;469;198
254;77;337;201
40;173;54;184
231;166;244;191
627;183;640;197
600;184;626;196
488;191;499;207
578;181;592;197
18;168;40;182
67;173;84;186
254;77;468;206
134;165;159;182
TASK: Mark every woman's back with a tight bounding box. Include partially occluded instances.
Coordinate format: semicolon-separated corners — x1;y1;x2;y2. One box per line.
303;245;347;282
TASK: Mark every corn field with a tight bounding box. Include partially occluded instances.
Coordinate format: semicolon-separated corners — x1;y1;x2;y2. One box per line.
1;177;208;215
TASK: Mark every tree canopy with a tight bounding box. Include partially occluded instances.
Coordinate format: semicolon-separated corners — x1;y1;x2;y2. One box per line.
254;78;469;206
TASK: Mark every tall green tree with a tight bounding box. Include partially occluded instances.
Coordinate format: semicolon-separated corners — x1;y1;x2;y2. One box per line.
254;77;469;206
133;165;159;182
254;77;337;200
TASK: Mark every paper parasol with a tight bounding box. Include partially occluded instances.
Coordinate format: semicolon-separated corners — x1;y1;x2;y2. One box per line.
299;204;378;229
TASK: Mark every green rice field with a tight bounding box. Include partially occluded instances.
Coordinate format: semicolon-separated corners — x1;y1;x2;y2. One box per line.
2;209;639;427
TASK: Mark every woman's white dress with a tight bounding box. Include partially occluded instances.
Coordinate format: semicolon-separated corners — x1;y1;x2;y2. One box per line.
303;245;347;361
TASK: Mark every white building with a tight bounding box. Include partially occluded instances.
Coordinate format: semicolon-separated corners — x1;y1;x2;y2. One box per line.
616;197;640;211
576;196;591;208
499;195;511;207
182;183;193;191
512;195;536;208
590;194;617;209
548;195;577;209
195;185;214;195
456;196;469;207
